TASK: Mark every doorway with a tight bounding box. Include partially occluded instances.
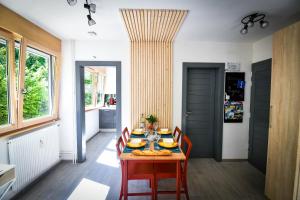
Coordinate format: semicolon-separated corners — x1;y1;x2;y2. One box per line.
182;63;224;161
248;59;272;173
75;61;121;163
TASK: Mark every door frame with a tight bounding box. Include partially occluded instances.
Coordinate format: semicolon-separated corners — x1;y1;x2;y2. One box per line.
248;58;272;173
75;61;122;163
182;62;225;161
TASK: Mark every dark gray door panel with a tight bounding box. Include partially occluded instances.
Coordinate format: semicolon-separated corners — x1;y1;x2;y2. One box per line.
186;68;216;158
249;59;272;173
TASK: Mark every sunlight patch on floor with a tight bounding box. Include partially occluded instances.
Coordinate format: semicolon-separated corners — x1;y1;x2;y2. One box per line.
96;149;120;168
67;178;110;200
106;138;117;151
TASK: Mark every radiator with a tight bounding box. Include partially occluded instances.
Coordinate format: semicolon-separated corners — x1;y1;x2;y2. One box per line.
8;123;60;192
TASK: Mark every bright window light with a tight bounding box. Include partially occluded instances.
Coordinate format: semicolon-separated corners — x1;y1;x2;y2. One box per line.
96;149;119;168
67;178;110;200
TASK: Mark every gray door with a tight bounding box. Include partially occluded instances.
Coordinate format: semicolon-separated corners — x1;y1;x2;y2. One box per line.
186;68;216;157
249;59;272;173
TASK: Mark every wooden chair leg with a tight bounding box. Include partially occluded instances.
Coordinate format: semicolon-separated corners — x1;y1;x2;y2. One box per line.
154;177;158;200
183;177;189;200
119;171;123;200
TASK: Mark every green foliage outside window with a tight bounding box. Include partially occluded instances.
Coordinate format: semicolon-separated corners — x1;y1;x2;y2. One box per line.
84;71;93;106
0;41;8;125
0;43;52;126
23;49;50;119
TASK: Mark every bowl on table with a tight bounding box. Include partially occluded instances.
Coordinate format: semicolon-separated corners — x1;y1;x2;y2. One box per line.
127;139;147;148
158;138;178;148
132;128;144;135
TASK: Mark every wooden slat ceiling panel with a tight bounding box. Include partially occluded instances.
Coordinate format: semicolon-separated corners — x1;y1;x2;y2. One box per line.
120;9;188;42
121;9;187;129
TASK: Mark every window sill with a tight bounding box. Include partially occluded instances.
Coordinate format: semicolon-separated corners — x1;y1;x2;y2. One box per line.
0;119;59;138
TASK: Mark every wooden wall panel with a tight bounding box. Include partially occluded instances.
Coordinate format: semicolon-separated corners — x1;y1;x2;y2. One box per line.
0;4;61;54
265;21;300;200
121;9;187;129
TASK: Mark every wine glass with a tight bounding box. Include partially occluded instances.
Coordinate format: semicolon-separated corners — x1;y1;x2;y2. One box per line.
153;122;158;131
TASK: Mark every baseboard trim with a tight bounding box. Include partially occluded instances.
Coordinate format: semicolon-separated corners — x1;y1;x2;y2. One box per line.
222;159;248;162
60;151;75;160
99;129;116;132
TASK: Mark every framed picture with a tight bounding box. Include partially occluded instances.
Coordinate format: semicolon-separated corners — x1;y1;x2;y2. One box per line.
225;72;245;101
224;101;243;123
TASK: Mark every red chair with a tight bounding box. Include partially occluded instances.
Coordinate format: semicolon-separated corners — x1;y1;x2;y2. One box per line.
122;127;130;143
173;126;182;143
116;136;155;200
154;134;192;200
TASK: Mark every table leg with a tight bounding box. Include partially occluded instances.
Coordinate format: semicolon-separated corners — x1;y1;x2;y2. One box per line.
176;160;181;200
123;160;128;200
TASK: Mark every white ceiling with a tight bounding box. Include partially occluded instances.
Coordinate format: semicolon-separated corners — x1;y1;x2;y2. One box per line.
1;0;300;43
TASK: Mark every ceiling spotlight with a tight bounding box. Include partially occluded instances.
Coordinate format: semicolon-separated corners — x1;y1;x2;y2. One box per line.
247;20;254;28
67;0;77;6
240;12;269;34
87;15;96;26
260;20;269;28
240;25;248;35
84;3;96;13
88;31;97;36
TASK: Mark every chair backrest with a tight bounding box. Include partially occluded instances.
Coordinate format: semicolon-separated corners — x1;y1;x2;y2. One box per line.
122;127;130;143
181;134;192;175
116;136;124;157
173;126;182;143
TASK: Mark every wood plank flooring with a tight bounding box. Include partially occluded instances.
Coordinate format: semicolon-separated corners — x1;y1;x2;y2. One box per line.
13;132;266;200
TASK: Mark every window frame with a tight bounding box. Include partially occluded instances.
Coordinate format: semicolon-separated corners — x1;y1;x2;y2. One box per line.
0;29;60;135
0;29;18;133
84;68;105;111
18;38;60;128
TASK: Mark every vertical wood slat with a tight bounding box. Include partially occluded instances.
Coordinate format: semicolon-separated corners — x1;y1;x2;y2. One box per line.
120;9;187;129
265;21;300;200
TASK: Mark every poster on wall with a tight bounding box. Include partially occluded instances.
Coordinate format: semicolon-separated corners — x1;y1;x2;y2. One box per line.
224;101;244;123
225;72;245;101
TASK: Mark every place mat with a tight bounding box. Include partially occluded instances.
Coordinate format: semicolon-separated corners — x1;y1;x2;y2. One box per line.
123;141;150;153
130;134;146;139
154;142;181;153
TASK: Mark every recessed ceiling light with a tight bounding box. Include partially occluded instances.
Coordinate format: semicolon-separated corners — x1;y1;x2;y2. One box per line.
88;31;97;36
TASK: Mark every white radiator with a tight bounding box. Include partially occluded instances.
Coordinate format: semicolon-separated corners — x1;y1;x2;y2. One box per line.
8;123;60;192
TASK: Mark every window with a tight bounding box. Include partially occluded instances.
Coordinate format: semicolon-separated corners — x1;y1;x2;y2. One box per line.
0;38;10;126
0;28;60;135
96;74;105;106
84;70;93;107
84;69;106;110
23;47;54;120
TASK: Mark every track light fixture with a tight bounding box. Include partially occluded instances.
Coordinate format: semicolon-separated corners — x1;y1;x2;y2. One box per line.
87;14;96;26
84;2;96;13
67;0;96;26
84;0;96;26
240;13;269;35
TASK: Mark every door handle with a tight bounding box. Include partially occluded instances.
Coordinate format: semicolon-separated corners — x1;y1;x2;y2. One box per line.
185;112;192;117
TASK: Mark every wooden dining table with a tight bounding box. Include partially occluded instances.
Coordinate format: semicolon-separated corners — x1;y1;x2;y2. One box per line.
120;132;186;200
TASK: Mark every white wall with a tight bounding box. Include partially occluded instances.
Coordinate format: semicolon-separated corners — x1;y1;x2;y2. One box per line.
104;67;116;94
252;35;272;63
173;41;253;159
85;109;100;141
59;40;77;160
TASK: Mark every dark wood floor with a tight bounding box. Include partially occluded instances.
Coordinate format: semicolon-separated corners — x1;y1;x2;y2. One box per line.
14;132;266;200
